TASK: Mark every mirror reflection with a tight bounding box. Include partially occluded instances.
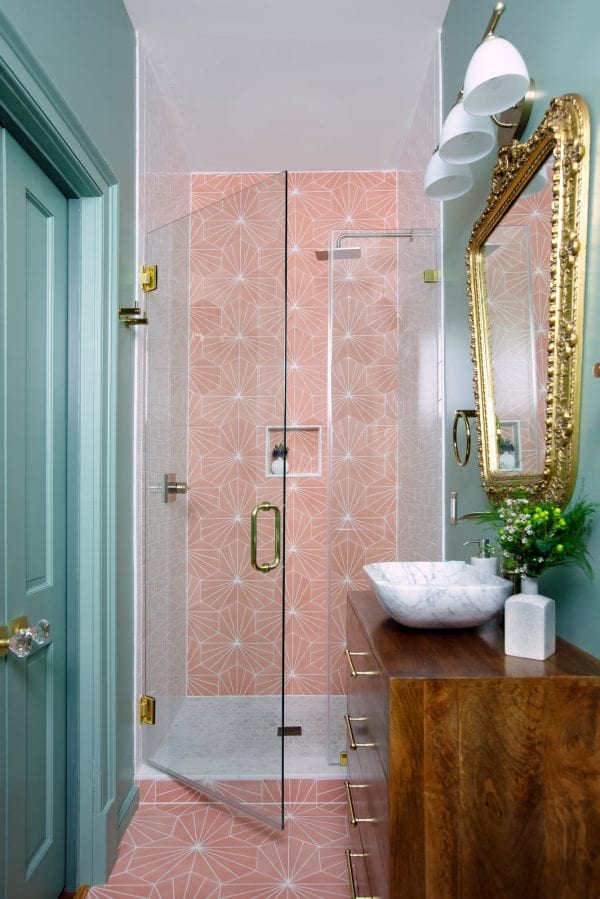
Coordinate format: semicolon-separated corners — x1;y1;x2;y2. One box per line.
484;155;553;475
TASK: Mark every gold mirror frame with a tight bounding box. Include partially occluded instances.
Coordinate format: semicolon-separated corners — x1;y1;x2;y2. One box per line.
466;94;590;507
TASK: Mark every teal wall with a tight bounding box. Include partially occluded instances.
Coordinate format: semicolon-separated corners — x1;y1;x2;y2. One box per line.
442;0;600;656
0;0;137;840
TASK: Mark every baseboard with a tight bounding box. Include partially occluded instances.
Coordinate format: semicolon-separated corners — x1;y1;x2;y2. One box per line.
117;782;139;842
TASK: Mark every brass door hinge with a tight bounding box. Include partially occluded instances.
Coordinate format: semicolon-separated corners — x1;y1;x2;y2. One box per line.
423;268;439;283
140;265;158;292
139;694;156;725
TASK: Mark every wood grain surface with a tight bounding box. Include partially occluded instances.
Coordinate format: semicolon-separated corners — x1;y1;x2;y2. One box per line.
346;591;600;898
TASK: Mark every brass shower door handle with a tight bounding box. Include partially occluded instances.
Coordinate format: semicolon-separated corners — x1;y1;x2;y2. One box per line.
250;502;281;572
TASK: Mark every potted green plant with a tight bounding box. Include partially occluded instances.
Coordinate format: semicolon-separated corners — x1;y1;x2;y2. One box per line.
478;494;596;580
477;494;597;660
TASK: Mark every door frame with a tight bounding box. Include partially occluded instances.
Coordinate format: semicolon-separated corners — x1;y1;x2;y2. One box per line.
0;11;136;887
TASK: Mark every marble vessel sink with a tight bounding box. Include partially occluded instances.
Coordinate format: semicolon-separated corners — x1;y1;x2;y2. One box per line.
363;561;512;629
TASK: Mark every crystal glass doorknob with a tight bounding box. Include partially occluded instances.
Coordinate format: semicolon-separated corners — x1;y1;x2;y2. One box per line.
32;619;51;645
8;627;34;658
0;616;51;658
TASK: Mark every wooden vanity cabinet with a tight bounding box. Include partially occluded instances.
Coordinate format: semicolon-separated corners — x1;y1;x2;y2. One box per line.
345;590;600;899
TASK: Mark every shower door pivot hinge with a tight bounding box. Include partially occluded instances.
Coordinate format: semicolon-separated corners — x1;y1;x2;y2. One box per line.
423;268;439;283
139;694;156;725
119;306;148;327
140;265;158;292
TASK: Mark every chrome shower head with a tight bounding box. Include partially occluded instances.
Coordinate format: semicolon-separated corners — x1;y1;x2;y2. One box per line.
314;246;361;261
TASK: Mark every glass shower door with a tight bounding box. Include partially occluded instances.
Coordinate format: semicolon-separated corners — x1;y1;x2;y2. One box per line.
142;173;287;829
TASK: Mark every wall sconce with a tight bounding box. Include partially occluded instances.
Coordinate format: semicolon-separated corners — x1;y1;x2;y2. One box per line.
438;101;497;164
426;1;534;202
463;32;529;116
424;150;474;201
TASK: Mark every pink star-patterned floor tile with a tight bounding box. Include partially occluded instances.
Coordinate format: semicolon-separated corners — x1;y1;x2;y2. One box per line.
88;782;351;899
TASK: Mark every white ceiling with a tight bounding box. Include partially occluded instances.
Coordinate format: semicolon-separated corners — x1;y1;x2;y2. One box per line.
122;0;450;172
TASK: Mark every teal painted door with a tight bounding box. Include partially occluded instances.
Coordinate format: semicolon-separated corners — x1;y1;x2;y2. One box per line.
0;130;68;897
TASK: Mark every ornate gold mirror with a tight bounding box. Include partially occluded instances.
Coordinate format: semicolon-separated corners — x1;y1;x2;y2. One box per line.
466;94;590;506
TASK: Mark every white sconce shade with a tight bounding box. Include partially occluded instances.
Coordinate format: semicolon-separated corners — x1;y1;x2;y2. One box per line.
438;101;497;164
463;35;530;116
424;151;474;201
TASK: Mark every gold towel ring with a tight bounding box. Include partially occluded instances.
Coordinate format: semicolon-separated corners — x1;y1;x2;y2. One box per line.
452;409;476;467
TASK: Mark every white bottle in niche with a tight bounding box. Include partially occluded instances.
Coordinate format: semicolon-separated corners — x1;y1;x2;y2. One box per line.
271;444;289;476
504;576;556;660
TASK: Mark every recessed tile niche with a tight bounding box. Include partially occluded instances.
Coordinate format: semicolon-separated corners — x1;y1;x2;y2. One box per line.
265;425;322;478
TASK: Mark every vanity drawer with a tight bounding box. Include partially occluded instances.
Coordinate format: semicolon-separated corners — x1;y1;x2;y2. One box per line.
346;602;389;775
346;749;389;899
345;750;372;892
357;760;390;898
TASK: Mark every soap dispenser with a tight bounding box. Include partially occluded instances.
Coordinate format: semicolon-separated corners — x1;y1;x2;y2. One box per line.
464;538;498;575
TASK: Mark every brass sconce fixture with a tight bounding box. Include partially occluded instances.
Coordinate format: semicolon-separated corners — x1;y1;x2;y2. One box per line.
425;2;534;201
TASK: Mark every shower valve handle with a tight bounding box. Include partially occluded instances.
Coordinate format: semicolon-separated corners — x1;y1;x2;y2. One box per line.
164;473;188;503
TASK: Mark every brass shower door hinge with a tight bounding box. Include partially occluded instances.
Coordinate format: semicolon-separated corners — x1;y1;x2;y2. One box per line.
139;694;156;725
140;265;158;292
118;307;148;327
423;268;439;283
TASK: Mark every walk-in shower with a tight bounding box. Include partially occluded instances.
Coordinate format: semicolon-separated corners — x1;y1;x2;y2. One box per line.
139;174;442;829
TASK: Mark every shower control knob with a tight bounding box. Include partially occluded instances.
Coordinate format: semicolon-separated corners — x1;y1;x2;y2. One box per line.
164;473;188;502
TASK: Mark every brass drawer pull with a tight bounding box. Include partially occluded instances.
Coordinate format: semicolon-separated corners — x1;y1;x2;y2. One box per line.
344;713;376;750
345;849;378;899
344;780;377;827
345;649;379;678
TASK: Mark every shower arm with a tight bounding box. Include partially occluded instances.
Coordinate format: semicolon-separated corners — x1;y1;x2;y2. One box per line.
334;229;436;247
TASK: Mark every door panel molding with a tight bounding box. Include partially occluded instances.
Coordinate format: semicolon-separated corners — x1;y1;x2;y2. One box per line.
2;132;69;897
0;14;136;891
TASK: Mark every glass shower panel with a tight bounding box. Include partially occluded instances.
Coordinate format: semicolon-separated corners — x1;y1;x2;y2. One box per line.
327;229;441;761
143;173;287;829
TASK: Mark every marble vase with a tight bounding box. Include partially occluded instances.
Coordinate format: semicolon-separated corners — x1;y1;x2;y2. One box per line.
504;575;556;660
